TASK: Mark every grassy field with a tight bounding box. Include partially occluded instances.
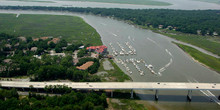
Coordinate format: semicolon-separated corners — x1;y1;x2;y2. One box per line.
98;59;131;82
164;32;220;56
108;98;147;110
143;27;220;56
174;42;220;73
0;14;102;45
193;0;220;4
67;0;172;6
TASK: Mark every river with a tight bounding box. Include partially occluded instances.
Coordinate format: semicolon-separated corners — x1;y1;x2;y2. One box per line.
0;0;220;10
0;10;220;110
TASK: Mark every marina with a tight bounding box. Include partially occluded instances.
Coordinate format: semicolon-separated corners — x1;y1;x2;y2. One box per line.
110;40;166;76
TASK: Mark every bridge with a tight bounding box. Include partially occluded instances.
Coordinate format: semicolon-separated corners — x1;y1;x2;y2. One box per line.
1;81;220;101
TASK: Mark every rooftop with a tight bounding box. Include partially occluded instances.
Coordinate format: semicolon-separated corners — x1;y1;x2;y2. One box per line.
76;61;94;70
86;45;107;53
48;38;60;44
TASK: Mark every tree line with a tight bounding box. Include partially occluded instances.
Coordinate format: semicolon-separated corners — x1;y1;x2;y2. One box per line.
0;6;219;35
0;88;107;110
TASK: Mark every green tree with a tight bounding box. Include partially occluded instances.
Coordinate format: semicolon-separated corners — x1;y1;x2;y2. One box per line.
49;42;56;48
77;49;87;58
55;46;62;53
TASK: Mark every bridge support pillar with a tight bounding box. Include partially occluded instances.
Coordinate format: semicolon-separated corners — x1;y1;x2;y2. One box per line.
155;90;159;100
131;89;134;99
111;90;113;98
22;88;24;91
187;90;192;101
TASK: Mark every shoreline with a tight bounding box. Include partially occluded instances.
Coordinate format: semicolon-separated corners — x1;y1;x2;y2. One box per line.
174;43;220;74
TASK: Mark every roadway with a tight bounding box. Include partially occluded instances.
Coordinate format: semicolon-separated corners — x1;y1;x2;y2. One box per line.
1;81;220;91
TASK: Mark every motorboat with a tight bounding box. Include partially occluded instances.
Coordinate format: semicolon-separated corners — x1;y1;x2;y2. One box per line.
148;64;153;69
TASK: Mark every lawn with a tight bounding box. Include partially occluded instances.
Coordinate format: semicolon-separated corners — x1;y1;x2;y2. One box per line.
174;42;220;73
150;28;220;56
0;14;102;45
66;0;172;6
98;59;131;82
108;98;147;110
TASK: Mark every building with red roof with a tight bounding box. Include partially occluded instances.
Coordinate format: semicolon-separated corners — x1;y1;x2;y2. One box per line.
86;45;107;54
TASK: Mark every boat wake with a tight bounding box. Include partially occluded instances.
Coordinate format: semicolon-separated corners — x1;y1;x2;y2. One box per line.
158;58;173;74
110;32;117;37
157;49;173;75
147;37;160;48
166;49;173;57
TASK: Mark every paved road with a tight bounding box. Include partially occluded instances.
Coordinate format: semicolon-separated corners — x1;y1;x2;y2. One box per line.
1;81;220;91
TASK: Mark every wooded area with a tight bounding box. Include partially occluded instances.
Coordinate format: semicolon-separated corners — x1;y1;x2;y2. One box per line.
0;33;101;82
0;89;107;110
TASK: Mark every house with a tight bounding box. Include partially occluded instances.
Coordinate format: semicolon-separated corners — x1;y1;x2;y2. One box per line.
3;59;12;64
158;25;163;29
166;26;173;30
48;38;60;44
79;45;85;49
30;47;38;52
33;37;50;42
40;37;49;40
86;45;107;54
5;44;12;49
18;37;27;42
76;61;94;70
33;55;41;59
33;38;39;41
49;50;65;57
213;32;218;36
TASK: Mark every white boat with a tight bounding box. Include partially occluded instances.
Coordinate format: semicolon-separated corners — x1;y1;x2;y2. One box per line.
126;59;129;63
145;64;148;67
151;70;156;74
158;72;161;76
148;64;153;69
119;51;124;56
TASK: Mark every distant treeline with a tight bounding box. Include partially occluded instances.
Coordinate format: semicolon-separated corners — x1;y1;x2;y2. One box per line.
0;6;220;35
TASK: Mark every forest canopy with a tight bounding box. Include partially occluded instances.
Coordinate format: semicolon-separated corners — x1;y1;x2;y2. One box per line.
0;89;107;110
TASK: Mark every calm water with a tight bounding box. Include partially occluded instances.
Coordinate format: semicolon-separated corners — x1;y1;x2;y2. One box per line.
0;10;220;110
0;0;220;10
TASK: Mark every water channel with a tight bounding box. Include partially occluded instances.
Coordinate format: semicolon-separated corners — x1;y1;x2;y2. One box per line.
0;0;220;10
0;10;220;110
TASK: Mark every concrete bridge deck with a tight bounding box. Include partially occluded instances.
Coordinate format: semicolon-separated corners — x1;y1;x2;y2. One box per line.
1;81;220;90
1;81;220;100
